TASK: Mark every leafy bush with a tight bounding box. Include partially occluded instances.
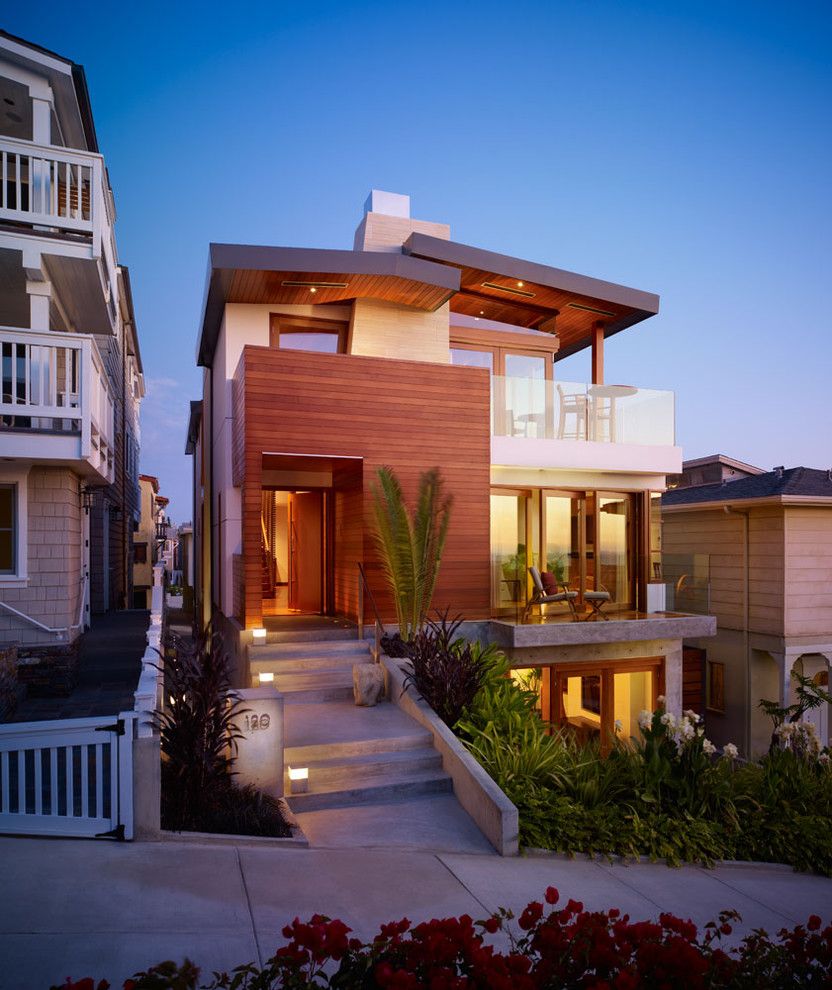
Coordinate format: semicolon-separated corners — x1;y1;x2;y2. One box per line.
54;890;832;990
401;612;487;728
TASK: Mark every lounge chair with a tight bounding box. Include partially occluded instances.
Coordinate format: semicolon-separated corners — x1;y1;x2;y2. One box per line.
523;566;579;621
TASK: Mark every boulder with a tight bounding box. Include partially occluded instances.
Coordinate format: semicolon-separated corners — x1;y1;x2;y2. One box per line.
353;663;384;707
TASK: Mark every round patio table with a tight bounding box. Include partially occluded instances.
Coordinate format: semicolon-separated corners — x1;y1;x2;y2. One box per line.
587;384;638;442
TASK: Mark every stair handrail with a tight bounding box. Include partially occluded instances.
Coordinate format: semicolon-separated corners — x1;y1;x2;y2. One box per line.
357;562;385;663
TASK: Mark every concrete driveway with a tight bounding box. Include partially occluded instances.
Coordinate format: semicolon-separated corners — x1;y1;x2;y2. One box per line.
1;837;830;989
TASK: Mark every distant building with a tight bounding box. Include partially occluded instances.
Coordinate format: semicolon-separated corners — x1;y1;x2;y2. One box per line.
667;454;765;491
663;466;832;756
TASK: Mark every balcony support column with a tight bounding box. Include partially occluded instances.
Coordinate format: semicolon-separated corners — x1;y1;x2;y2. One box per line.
31;97;51;144
591;322;605;385
26;279;52;331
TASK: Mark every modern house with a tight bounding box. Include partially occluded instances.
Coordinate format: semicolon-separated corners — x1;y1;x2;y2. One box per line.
663;465;832;756
187;190;714;744
0;31;143;649
668;453;765;491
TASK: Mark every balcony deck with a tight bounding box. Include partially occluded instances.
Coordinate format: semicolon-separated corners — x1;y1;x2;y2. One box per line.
489;610;717;649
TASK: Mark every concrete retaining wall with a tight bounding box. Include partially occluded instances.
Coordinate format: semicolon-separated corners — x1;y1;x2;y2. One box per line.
382;655;519;857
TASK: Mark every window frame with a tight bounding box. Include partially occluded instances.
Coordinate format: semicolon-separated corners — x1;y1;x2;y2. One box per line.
134;542;148;564
706;660;726;714
269;314;348;354
0;468;28;585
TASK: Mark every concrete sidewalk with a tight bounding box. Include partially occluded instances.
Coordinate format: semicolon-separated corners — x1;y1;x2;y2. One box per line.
1;837;830;989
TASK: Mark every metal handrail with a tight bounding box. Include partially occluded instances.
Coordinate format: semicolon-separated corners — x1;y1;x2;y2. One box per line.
357;562;385;663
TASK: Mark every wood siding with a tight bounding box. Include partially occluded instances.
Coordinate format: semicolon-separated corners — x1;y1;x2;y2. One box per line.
784;507;832;636
233;347;492;627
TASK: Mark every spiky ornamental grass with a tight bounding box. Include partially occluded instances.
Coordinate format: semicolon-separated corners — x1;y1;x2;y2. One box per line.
371;466;452;642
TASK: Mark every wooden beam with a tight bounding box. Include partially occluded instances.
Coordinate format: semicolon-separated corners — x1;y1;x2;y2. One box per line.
591;322;605;385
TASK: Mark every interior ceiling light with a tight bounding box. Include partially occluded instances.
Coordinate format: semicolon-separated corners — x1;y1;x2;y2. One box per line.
482;280;535;298
567;302;616;317
281;280;349;289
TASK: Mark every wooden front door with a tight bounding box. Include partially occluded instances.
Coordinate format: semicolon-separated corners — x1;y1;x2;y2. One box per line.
288;491;324;612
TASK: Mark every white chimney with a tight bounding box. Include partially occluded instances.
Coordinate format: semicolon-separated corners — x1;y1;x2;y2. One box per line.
364;190;410;219
353;190;450;252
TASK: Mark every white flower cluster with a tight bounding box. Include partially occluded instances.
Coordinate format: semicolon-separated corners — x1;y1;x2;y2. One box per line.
638;705;736;760
722;743;739;760
774;720;822;757
638;709;653;731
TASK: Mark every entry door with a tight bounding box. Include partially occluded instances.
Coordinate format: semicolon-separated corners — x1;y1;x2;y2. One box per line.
288;492;323;612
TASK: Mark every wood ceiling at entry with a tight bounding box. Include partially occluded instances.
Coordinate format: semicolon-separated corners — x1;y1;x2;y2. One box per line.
225;268;453;311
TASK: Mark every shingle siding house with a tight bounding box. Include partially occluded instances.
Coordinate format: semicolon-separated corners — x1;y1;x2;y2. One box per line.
0;31;143;649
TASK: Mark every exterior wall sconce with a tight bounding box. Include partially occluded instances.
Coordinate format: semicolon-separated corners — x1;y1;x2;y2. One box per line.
288;766;308;794
258;671;274;684
252;628;267;645
81;487;95;514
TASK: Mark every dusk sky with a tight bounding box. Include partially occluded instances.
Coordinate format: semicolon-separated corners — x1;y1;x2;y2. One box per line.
6;0;831;521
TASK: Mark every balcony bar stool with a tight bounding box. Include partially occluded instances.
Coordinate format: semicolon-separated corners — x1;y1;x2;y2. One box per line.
524;566;579;621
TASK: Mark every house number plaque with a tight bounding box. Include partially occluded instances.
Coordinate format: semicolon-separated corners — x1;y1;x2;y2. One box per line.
244;712;271;731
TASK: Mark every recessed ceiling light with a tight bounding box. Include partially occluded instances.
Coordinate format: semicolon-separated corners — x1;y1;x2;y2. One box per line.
309;287;317;293
517;281;524;287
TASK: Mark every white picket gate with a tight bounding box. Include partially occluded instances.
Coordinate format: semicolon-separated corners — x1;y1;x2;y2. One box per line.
0;711;136;840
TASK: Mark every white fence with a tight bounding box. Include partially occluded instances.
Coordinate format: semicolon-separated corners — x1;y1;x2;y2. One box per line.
0;712;136;839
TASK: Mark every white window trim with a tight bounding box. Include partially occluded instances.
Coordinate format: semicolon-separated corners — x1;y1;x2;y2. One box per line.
0;467;30;586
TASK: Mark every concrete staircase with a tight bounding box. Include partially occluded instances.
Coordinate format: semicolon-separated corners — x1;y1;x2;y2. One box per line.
250;631;453;816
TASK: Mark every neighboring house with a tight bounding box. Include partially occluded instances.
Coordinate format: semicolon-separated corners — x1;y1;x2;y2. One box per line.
186;189;713;741
663;466;832;756
667;453;765;491
133;474;162;608
0;31;143;647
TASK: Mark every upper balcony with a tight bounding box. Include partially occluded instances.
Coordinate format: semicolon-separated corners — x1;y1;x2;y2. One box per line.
0;326;115;483
0;137;118;333
490;376;682;476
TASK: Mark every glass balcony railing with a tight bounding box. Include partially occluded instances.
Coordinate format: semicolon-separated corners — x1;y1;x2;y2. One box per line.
491;376;675;446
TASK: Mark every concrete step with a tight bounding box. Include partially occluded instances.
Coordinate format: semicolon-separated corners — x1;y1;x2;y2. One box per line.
285;728;432;763
286;768;453;812
262;627;358;645
277;670;357;704
252;653;373;677
285;747;442;790
254;639;372;660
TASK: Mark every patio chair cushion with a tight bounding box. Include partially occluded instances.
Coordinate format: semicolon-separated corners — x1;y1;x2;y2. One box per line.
540;571;560;595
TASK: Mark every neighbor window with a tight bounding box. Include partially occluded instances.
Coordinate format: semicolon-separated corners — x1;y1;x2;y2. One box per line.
0;484;16;574
706;661;725;713
134;542;147;564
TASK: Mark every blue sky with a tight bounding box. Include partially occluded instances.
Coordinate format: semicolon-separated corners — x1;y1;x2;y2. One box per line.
6;0;831;519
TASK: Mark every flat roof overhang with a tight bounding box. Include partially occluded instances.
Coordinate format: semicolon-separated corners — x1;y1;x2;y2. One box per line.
196;244;460;366
404;232;660;359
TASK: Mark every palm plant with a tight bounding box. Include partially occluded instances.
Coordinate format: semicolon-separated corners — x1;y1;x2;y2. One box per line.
371;466;453;640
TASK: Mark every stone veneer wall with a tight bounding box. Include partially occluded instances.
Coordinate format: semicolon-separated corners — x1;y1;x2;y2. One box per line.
0;468;84;647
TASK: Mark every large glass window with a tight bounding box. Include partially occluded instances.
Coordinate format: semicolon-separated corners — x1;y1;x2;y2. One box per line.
542;492;581;592
450;348;493;370
0;484;16;574
490;491;529;619
597;493;634;608
504;354;547;438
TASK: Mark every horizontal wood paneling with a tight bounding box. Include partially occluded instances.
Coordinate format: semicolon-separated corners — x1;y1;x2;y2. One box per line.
784;507;832;637
237;347;492;626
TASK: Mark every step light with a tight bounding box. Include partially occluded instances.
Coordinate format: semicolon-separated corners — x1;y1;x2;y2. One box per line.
481;281;536;298
288;766;309;794
252;627;267;645
258;671;274;684
567;302;616;317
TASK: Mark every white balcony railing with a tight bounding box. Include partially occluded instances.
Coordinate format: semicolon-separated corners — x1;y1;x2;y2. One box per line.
492;376;675;447
0;327;115;481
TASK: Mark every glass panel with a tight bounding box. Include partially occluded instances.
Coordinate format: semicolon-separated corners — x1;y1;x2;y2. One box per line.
490;493;527;618
503;355;546;439
0;486;12;529
561;674;601;744
542;493;581;592
614;670;653;741
0;485;14;574
278;332;341;353
0;530;13;573
597;494;633;608
649;494;662;582
450;348;493;369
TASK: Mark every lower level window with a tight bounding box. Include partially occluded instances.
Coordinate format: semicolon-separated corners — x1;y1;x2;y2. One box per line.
0;484;16;574
706;661;725;713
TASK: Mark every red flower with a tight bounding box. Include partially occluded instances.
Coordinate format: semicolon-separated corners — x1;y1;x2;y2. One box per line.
808;915;822;931
483;917;501;934
518;901;544;931
545;886;560;905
